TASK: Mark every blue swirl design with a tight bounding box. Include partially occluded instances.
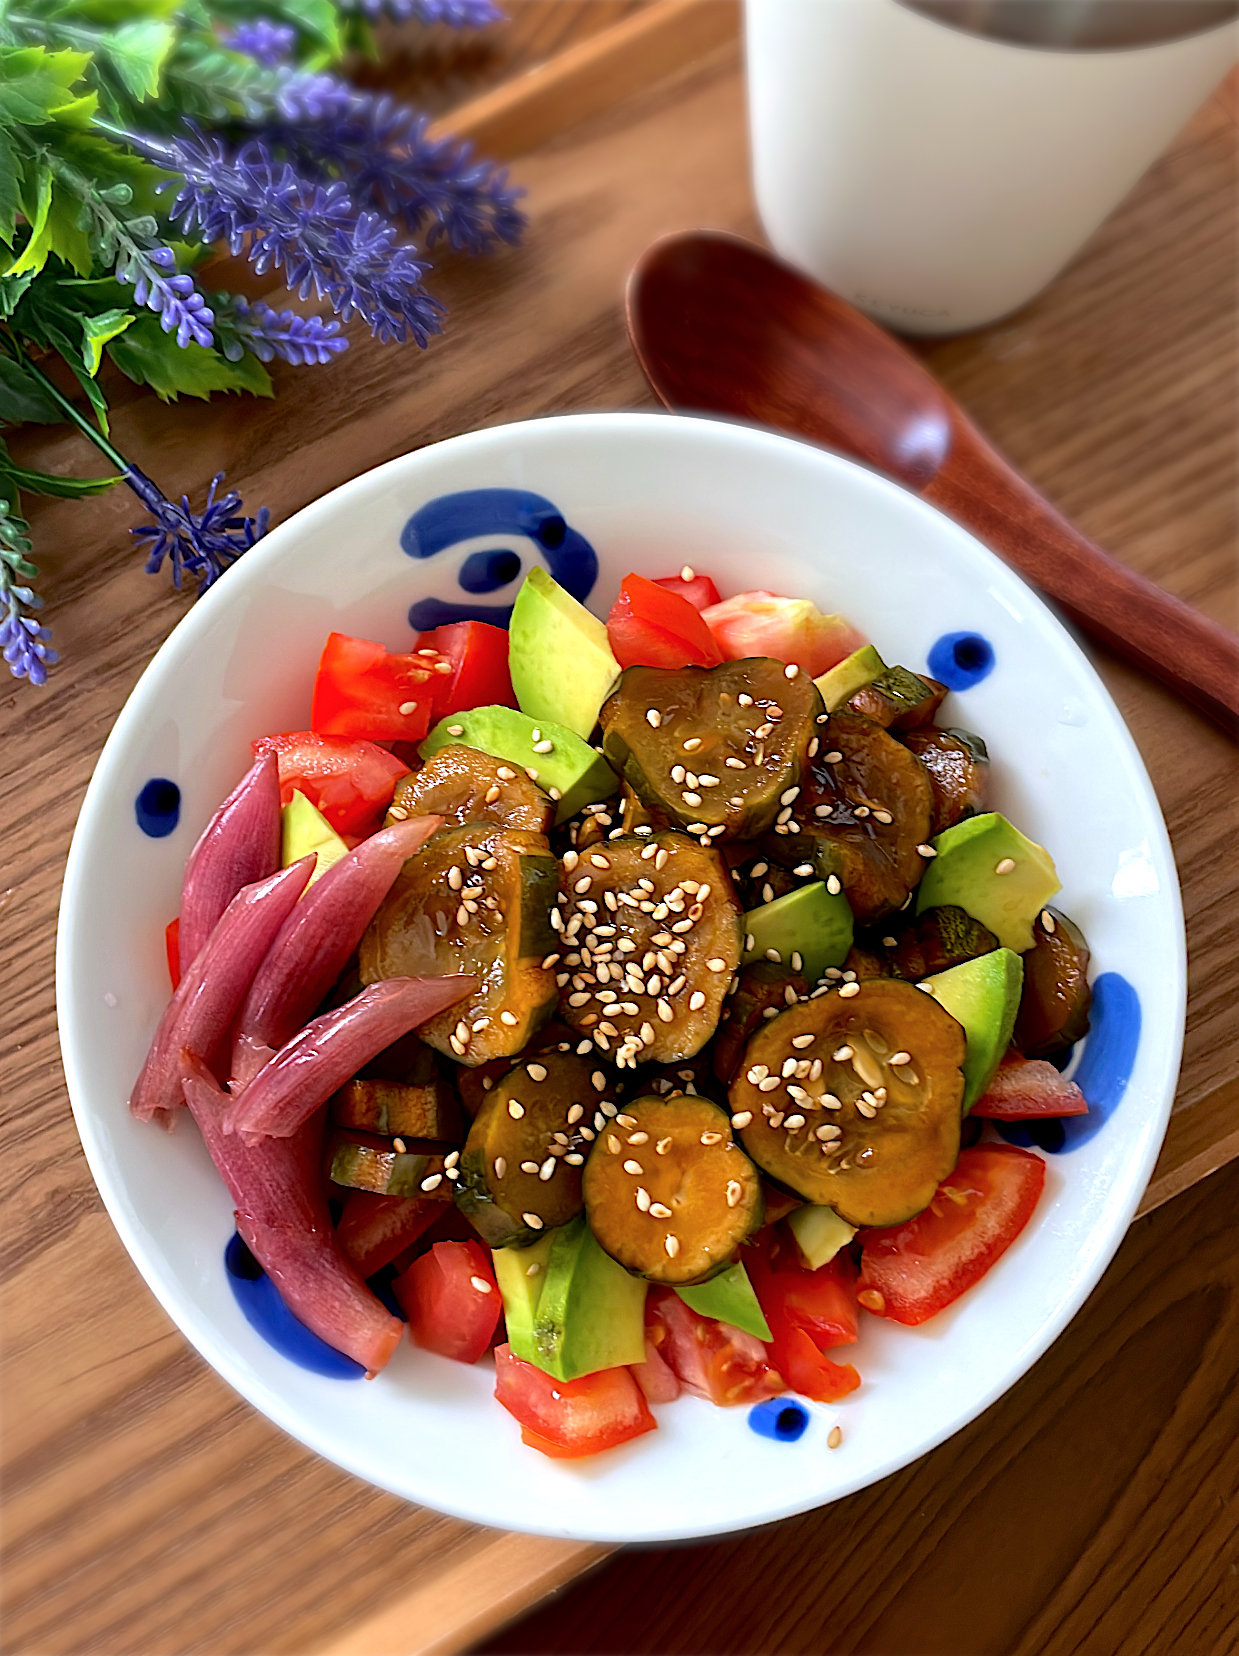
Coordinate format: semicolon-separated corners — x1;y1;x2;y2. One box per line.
135;777;181;837
928;632;995;690
995;972;1141;1154
224;1234;365;1378
401;488;598;631
748;1399;810;1442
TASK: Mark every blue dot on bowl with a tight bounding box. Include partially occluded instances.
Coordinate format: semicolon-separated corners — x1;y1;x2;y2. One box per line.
459;548;523;594
224;1234;364;1379
748;1398;809;1442
928;632;995;690
135;778;181;838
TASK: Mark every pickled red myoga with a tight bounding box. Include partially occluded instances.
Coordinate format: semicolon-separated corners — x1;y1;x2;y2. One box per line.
729;977;965;1228
554;830;743;1066
599;657;821;841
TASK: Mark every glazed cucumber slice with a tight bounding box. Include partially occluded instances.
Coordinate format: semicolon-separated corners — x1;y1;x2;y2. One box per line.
386;745;553;834
360;821;559;1064
1013;906;1092;1058
900;726;989;836
455;1050;620;1246
555;830;743;1066
328;1133;452;1199
728;978;965;1228
599;658;821;841
582;1094;763;1285
330;1078;462;1142
848;667;945;730
710;960;808;1087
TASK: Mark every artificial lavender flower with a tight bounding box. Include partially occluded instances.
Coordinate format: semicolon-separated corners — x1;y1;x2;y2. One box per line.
336;0;502;24
133;128;445;347
224;18;297;66
127;468;269;591
0;502;55;685
115;244;216;349
260;78;526;255
215;296;349;365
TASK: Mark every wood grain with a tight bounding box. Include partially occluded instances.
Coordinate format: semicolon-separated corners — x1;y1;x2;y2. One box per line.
476;1149;1239;1656
0;11;1235;1656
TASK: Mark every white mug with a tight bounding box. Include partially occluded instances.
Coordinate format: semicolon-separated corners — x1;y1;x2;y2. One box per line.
745;0;1239;335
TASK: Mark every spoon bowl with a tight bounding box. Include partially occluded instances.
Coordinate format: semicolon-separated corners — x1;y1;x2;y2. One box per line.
628;232;1239;733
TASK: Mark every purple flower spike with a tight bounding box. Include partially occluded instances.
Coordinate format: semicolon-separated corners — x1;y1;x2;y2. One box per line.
0;595;56;686
127;468;270;591
224;18;298;65
222;298;349;365
115;244;215;349
338;0;503;23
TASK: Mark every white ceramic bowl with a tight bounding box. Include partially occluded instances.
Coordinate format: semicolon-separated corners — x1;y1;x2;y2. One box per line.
58;413;1184;1542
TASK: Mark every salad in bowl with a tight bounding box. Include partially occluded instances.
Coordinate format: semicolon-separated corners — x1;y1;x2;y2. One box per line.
59;414;1182;1538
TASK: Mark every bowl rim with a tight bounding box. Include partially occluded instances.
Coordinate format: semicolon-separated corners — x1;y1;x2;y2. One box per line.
56;410;1186;1540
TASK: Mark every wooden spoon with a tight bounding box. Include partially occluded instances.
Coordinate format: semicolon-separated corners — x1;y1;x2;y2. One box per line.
627;231;1239;733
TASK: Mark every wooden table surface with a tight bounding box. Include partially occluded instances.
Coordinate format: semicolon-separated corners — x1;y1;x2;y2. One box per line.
2;6;1236;1654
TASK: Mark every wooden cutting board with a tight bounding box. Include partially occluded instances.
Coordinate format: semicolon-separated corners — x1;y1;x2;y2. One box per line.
1;6;1234;1654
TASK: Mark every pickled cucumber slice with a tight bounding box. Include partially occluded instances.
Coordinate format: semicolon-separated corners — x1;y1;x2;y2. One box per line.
729;978;965;1228
386;745;552;834
328;1133;452;1199
360;822;559;1064
455;1050;620;1246
420;705;617;824
710;960;808;1087
600;658;821;841
766;709;933;923
555;830;743;1066
583;1094;763;1284
330;1077;462;1142
901;726;989;836
848;667;945;730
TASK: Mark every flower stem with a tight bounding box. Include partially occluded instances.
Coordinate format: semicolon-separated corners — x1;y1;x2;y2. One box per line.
2;339;130;475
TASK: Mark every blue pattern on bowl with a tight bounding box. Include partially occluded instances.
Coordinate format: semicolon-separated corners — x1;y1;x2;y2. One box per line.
928;632;995;690
135;778;181;838
748;1399;810;1441
224;1233;364;1378
402;489;598;631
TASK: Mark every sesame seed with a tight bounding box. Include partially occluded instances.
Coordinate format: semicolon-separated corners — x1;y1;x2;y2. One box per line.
826;874;842;895
827;1425;843;1450
387;806;409;821
616;1112;638;1128
726;1180;743;1207
496;766;516;781
738;693;753;706
889;1050;911;1067
589;853;611;869
791;1034;815;1050
780;786;800;805
918;843;937;857
785;1114;805;1130
699;1130;723;1146
857;1288;885;1314
470;1275;492;1294
784;663;799;679
449;1036;465;1056
574;875;592;894
731;1110;753;1128
894;1063;919;1084
873;809;893;825
824;750;843;763
538;1158;556;1181
526;768;539;781
765;948;782;963
446;723;464;735
501;1010;520;1026
657;1137;673;1154
726;756;747;769
523;1212;545;1230
682;791;703;807
623;1159;644;1175
646;708;662;728
816;1124;841;1141
808;737;819;758
839;982;861;999
634;1186;652;1212
665;1234;680;1258
995;857;1016;875
533;739;554;754
420;1173;443;1192
680;564;695;581
682;736;702;752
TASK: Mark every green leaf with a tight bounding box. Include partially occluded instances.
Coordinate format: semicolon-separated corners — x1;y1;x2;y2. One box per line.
7;168;53;278
98;19;175;103
80;306;133;375
0;131;20;246
107;312;273;401
0;269;37;318
272;0;341;54
0;358;64;425
0;46;93;128
0;458;120;499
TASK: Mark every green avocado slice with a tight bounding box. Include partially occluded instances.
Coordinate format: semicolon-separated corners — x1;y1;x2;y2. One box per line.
282;789;348;885
491;1234;555;1364
814;644;886;711
531;1216;648;1380
915;812;1060;952
675;1261;771;1341
922;947;1024;1110
508;568;620;739
742;880;854;986
419;704;617;824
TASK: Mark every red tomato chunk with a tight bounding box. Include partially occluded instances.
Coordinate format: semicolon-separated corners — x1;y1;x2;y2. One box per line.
607;572;725;670
972;1054;1088;1119
653;571;722;612
646;1288;784;1406
252;731;406;837
858;1144;1046;1326
702;591;866;677
747;1232;861;1404
336;1191;442;1279
493;1344;657;1458
311;632;451;743
415;620;516;717
395;1239;501;1363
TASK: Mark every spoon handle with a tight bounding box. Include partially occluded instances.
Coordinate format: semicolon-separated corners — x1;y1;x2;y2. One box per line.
926;416;1239;733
